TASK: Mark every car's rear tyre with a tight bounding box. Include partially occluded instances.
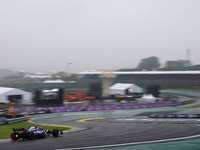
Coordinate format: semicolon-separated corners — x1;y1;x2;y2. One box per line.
27;131;34;140
52;129;59;137
11;133;20;141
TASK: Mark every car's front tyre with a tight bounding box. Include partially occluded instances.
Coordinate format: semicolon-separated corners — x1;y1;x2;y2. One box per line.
52;129;59;137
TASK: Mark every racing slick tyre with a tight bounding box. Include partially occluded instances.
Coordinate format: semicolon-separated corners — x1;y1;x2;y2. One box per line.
52;129;59;137
10;132;20;141
27;131;34;140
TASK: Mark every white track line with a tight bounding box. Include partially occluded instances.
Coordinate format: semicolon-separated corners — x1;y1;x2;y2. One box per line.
55;133;200;150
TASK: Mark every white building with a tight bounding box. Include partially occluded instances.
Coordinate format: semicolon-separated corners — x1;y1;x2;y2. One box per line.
23;73;52;78
110;83;142;95
43;79;65;83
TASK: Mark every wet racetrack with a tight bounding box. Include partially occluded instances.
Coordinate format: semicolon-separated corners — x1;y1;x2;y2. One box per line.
1;108;200;150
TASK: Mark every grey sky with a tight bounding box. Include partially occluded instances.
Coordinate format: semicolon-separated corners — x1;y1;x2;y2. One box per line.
0;0;200;73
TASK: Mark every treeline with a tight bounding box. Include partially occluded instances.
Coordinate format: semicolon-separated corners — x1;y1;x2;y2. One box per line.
118;56;200;71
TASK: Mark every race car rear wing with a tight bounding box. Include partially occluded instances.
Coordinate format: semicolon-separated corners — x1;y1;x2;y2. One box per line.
12;128;25;132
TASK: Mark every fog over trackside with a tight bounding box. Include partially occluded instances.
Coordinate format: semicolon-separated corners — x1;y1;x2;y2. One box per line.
0;0;200;73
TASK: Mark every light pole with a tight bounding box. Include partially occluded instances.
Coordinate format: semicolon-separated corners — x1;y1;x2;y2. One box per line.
51;70;56;78
68;63;72;76
19;70;25;77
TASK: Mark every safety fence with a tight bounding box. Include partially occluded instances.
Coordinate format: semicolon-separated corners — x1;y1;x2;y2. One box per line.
13;101;171;112
51;103;181;113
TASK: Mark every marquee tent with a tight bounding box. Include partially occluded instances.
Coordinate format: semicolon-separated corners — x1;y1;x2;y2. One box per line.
136;94;162;102
0;87;32;103
110;83;142;95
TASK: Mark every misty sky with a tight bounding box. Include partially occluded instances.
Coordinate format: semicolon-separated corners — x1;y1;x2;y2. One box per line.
0;0;200;73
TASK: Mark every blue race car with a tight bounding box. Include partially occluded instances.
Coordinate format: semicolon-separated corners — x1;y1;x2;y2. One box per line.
10;126;63;141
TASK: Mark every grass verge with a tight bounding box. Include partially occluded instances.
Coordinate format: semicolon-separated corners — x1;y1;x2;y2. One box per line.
0;120;71;139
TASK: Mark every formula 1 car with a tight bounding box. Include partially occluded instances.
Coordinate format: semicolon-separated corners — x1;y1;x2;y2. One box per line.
10;126;63;141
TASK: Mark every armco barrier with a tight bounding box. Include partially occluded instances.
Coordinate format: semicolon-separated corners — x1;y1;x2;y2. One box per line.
0;116;27;126
46;102;182;113
13;101;171;112
10;101;182;115
1;116;27;125
0;121;5;125
117;101;169;106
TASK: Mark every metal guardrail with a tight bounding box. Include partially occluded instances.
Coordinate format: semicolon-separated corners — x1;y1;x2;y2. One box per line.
0;116;27;125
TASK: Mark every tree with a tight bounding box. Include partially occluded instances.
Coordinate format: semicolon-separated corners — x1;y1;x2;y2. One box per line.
184;65;200;70
158;65;178;71
57;71;67;75
165;60;191;68
159;60;192;71
137;56;160;71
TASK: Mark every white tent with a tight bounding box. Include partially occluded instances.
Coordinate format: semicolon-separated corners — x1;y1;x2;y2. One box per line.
110;83;142;95
43;79;65;83
0;87;32;103
136;94;162;102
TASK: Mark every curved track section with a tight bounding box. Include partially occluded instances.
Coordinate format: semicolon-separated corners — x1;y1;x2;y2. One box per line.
1;110;200;150
1;94;200;150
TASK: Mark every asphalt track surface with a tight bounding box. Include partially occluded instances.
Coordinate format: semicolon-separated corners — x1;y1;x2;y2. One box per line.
1;109;200;150
1;94;200;150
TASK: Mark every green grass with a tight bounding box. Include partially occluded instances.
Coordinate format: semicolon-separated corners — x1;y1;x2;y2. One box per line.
186;104;200;109
0;120;71;139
